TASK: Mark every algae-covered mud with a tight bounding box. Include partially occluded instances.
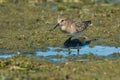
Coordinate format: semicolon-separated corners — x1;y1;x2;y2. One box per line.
0;0;120;80
0;54;120;80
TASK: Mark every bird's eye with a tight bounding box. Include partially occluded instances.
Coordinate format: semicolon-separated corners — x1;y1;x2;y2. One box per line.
61;20;64;22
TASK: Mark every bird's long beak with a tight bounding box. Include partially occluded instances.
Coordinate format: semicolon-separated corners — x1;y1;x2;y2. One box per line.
53;23;60;30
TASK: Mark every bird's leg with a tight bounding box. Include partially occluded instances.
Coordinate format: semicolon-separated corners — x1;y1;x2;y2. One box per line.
76;43;80;55
68;48;71;54
68;36;73;40
77;48;79;55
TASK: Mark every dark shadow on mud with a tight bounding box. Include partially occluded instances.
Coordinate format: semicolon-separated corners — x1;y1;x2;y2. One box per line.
64;37;98;54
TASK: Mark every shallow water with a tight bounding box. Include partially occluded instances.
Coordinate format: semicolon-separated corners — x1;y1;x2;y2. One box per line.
0;45;120;58
35;45;120;63
36;46;120;57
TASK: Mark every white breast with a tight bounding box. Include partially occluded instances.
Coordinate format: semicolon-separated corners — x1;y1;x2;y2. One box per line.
61;26;66;31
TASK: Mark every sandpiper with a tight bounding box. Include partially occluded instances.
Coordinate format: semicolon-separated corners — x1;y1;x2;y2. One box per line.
53;16;92;37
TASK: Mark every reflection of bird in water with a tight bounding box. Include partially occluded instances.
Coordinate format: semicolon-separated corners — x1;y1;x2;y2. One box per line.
64;37;97;54
53;16;92;37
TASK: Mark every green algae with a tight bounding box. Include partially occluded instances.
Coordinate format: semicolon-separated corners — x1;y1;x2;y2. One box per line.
0;54;120;80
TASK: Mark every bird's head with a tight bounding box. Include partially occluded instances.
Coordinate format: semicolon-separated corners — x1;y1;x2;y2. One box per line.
53;16;68;30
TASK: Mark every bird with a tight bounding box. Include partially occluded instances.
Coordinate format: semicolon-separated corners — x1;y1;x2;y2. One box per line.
53;16;92;38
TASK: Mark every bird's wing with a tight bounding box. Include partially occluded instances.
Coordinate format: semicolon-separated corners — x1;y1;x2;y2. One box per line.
74;22;86;32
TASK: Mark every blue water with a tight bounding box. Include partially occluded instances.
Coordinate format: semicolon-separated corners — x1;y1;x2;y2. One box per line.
0;54;15;58
36;45;120;57
36;46;120;63
0;45;120;58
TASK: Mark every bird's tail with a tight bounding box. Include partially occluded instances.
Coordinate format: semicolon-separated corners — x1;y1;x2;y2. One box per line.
82;20;92;26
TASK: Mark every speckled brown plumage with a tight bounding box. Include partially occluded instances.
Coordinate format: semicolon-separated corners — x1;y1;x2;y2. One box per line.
53;16;92;37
